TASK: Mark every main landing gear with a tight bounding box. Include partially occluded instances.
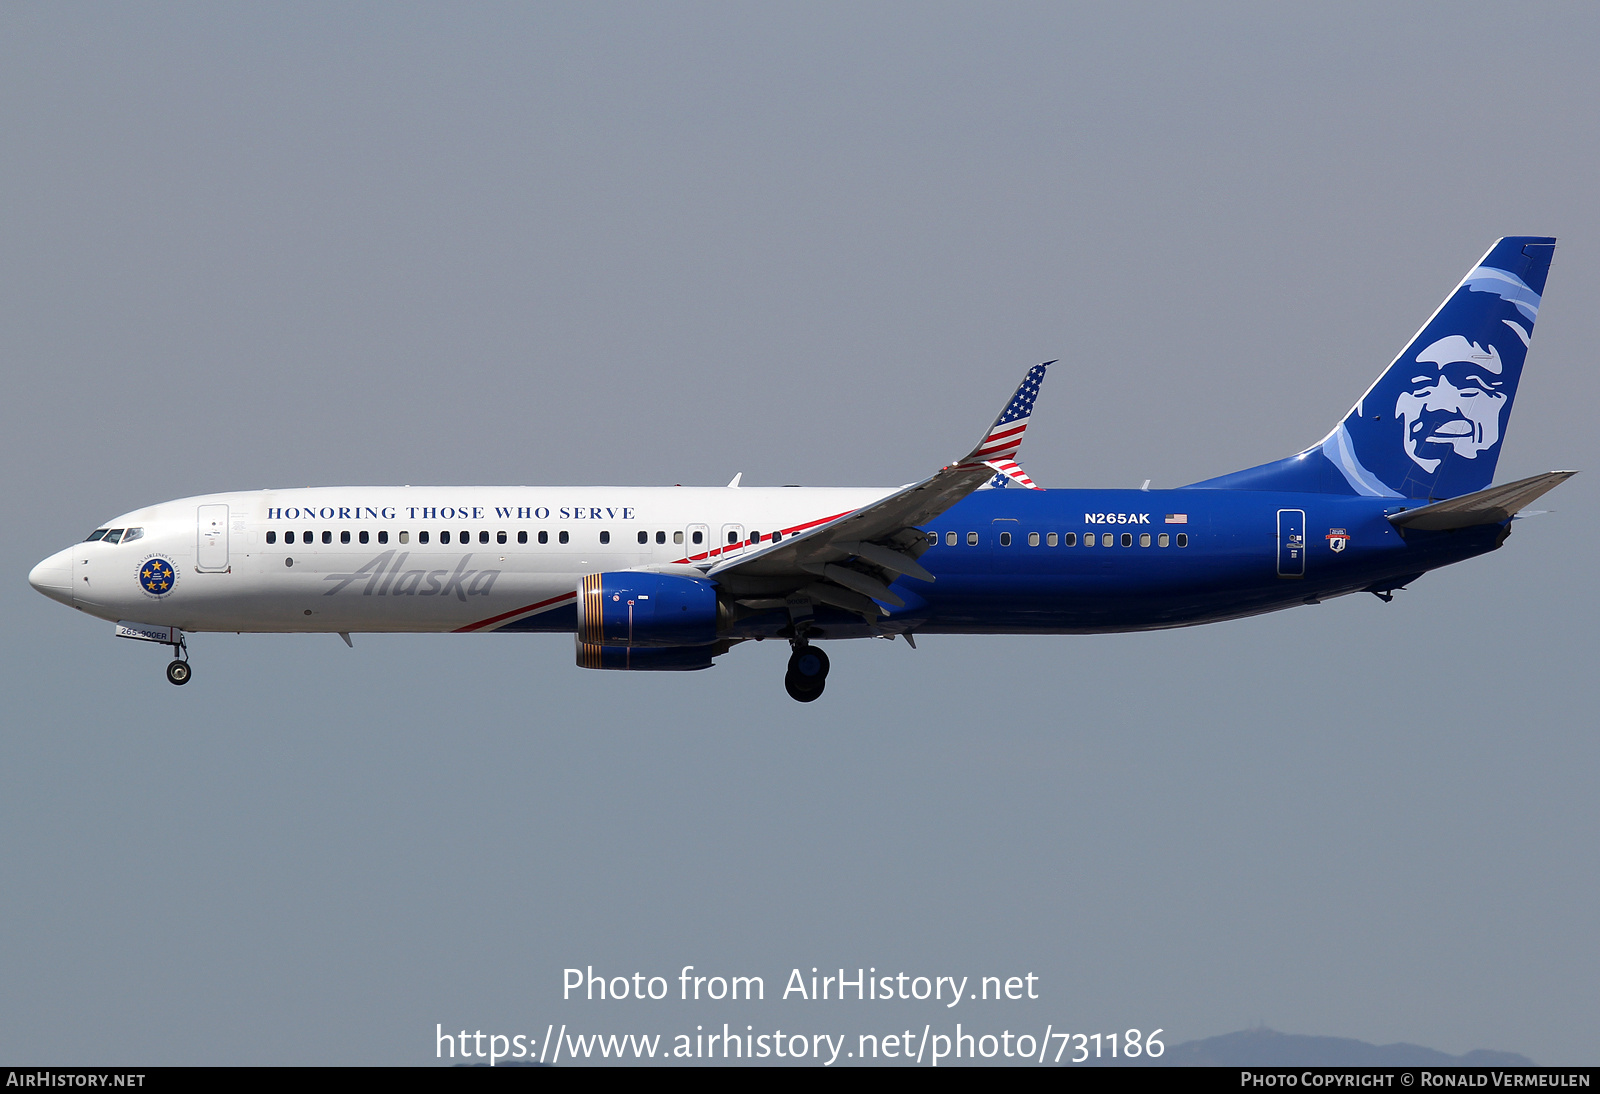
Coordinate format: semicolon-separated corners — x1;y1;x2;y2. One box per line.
784;642;830;703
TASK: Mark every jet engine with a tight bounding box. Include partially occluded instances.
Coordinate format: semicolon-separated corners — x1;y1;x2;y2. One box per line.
574;638;724;671
576;572;720;648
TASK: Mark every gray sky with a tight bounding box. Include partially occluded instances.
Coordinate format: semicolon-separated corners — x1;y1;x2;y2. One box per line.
3;2;1597;1065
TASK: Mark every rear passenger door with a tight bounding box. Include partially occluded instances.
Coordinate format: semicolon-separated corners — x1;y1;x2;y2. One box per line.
1277;508;1306;578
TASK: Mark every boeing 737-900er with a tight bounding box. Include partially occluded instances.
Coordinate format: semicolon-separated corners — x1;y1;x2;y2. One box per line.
29;237;1575;701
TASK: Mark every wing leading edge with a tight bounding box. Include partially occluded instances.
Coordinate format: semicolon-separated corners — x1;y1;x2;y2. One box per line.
708;362;1055;619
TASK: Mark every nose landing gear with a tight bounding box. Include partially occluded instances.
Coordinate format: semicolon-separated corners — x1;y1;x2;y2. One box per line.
784;642;830;702
164;632;191;686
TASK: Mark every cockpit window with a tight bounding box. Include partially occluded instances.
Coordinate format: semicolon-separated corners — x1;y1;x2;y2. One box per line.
103;529;124;544
84;529;108;542
121;527;144;544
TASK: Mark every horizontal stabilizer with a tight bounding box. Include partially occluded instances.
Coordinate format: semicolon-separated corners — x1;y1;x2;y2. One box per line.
1387;470;1576;531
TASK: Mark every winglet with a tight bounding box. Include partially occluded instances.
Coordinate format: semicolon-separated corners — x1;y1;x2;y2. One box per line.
961;361;1053;488
982;459;1044;490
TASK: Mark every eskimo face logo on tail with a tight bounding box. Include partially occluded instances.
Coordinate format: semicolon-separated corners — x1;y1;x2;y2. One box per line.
1396;335;1508;474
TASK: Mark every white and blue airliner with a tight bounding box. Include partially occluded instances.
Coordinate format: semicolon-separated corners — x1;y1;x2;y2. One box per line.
28;237;1573;700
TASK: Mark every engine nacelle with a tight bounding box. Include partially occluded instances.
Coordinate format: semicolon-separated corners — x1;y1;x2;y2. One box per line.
577;572;719;648
575;639;720;672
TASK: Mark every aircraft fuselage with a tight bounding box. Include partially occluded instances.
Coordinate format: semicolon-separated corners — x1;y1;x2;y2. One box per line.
30;484;1497;640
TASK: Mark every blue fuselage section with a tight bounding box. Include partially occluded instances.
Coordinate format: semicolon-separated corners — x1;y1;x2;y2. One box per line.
800;488;1502;636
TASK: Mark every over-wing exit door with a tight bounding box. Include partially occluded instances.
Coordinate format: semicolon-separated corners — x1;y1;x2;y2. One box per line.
1277;508;1305;578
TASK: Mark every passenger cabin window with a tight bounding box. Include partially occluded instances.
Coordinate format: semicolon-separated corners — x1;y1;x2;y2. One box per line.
284;531;295;544
638;531;648;544
85;529;108;542
655;531;665;544
1158;533;1169;547
728;531;739;545
673;531;684;545
378;531;389;544
749;532;760;545
1065;532;1077;546
1028;532;1040;546
498;531;507;544
537;531;548;544
692;531;703;545
441;531;451;544
479;531;489;544
1120;533;1132;547
399;531;410;544
303;530;312;543
341;531;351;544
1139;533;1151;547
517;531;527;544
322;531;332;545
927;531;938;545
1102;533;1114;547
946;531;957;546
419;531;430;545
358;530;368;544
559;531;569;544
104;529;124;544
1177;533;1189;547
600;531;610;545
460;530;468;543
266;531;277;544
966;532;978;546
772;531;781;543
999;531;1012;546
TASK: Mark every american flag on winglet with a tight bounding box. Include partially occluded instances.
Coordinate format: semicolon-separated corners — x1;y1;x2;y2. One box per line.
963;361;1052;469
985;458;1042;490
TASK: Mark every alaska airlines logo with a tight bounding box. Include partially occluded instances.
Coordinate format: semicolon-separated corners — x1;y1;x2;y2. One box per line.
1329;261;1539;498
138;557;177;597
1084;513;1151;525
1397;335;1508;474
322;552;500;602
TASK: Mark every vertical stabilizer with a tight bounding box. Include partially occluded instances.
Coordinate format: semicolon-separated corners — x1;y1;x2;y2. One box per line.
1187;237;1555;500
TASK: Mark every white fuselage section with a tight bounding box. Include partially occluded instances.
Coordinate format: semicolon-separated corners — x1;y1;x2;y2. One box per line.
37;486;894;634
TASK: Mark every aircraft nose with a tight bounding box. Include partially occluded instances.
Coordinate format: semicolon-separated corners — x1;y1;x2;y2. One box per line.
28;548;74;607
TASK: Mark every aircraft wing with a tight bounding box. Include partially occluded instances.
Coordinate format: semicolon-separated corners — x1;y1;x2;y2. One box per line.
707;362;1054;618
1386;470;1577;532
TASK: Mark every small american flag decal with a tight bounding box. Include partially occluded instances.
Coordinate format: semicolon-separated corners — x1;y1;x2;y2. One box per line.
1164;514;1188;524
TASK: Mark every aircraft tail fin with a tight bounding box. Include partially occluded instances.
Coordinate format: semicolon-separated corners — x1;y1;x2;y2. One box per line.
1187;237;1556;500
